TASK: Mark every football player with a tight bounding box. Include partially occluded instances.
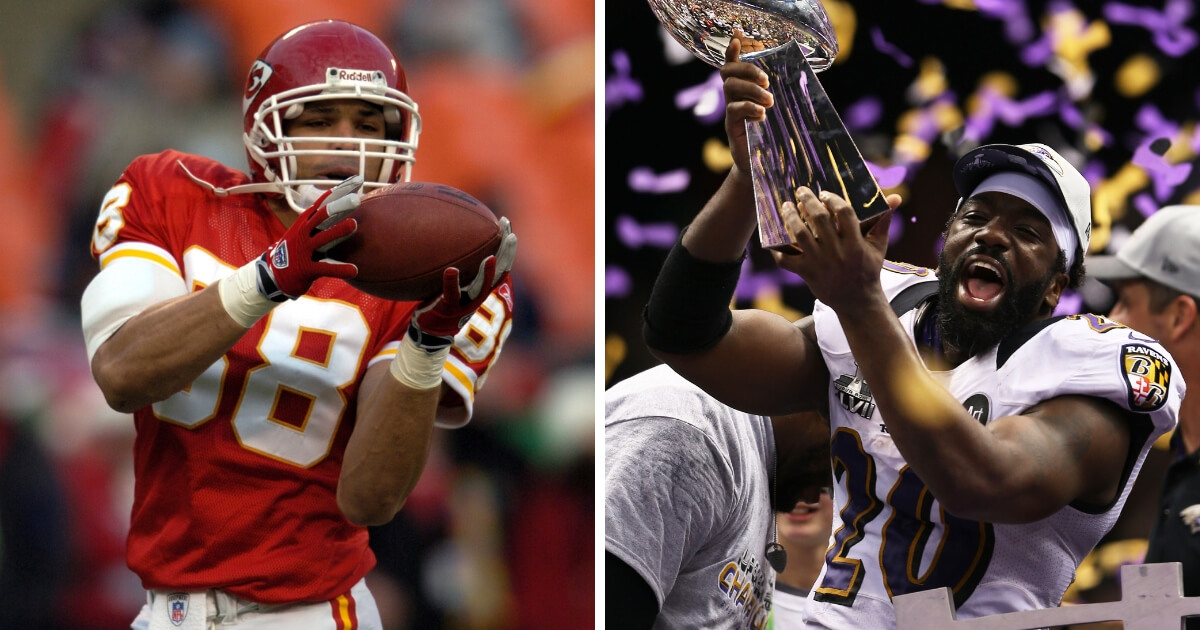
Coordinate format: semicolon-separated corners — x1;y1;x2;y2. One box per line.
638;39;1182;628
80;20;516;630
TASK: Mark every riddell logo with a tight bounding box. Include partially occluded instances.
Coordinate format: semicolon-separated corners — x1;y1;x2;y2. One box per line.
328;68;384;85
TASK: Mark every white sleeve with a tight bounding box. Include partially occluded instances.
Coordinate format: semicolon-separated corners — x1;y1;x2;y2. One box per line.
81;243;187;362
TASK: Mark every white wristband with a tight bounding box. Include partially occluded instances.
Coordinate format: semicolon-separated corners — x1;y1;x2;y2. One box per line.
389;336;449;390
218;261;278;327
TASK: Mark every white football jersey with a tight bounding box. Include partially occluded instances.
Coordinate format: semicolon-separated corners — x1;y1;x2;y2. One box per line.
803;262;1183;629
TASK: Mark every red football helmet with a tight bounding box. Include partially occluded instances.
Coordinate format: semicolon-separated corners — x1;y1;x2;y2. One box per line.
242;20;421;211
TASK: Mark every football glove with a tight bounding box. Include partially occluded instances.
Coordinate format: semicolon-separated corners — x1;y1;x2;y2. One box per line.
408;217;517;351
255;176;362;301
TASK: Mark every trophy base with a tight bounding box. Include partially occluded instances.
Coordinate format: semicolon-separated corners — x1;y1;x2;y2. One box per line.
745;41;888;249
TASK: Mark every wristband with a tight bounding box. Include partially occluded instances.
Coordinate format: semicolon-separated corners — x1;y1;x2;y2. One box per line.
407;323;454;352
389;335;450;390
218;261;279;327
642;231;744;354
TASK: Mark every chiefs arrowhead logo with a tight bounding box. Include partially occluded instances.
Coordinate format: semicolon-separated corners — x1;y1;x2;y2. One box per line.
243;60;273;113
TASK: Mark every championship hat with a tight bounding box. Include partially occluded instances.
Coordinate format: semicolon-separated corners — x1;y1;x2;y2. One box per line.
952;143;1092;264
1087;206;1200;297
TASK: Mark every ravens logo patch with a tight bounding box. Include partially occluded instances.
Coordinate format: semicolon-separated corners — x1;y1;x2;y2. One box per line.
1121;344;1171;412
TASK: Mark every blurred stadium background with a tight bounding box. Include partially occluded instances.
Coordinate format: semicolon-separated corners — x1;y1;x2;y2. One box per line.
0;0;593;628
606;0;1200;621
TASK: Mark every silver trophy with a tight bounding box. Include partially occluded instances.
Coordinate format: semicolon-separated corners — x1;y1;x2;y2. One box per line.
646;0;889;248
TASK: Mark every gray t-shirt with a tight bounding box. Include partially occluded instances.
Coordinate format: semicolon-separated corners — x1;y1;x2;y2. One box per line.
605;365;776;629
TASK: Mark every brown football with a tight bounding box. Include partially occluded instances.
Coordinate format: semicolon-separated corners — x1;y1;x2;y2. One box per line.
328;182;501;301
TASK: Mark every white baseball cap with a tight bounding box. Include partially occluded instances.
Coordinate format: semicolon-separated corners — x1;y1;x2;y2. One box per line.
952;143;1093;263
1088;205;1200;297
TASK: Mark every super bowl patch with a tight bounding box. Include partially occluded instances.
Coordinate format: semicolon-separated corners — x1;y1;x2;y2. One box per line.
834;370;875;419
1121;344;1171;412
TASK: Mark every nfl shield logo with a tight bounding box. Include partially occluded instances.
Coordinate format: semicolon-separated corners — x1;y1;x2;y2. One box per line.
167;592;189;626
271;242;290;269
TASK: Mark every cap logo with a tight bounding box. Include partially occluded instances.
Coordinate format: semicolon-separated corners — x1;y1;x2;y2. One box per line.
1027;145;1064;176
1163;257;1179;274
244;60;273;114
961;153;991;173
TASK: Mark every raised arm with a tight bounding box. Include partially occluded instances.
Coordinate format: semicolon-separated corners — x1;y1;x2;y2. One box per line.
644;39;829;416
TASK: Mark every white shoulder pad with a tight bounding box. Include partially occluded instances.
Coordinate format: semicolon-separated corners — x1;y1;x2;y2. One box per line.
81;244;187;361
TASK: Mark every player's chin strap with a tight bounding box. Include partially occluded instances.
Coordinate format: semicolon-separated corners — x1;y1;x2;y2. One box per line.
178;161;341;214
176;160;286;198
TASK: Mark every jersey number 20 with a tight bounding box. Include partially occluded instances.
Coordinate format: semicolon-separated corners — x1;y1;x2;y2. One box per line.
816;428;995;608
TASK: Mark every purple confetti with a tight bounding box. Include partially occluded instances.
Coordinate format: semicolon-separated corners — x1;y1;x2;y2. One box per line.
1136;104;1177;136
1104;1;1198;57
1133;145;1188;203
1058;99;1085;128
1053;290;1083;316
628;166;691;193
1082;160;1108;190
675;72;725;124
606;50;644;117
977;0;1035;43
871;27;913;68
844;96;884;131
605;265;633;298
1132;191;1160;218
734;260;805;301
965;88;1059;143
867;161;908;188
888;213;905;244
1131;107;1191;200
615;214;680;249
1020;33;1053;66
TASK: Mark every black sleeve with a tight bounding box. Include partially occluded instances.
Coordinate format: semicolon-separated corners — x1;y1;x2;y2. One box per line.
605;551;660;629
642;231;743;354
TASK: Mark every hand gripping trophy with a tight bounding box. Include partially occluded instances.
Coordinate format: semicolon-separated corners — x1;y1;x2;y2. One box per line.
646;0;889;247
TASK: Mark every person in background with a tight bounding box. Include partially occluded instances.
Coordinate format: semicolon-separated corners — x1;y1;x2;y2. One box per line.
1087;205;1200;629
605;363;831;629
770;485;835;628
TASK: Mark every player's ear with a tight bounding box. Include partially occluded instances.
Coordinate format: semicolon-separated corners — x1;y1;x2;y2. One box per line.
1167;293;1198;342
1042;271;1071;315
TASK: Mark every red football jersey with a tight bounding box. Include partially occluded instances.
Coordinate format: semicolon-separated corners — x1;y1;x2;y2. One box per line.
88;150;513;603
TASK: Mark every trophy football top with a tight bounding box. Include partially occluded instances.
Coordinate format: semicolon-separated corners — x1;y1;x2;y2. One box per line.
646;0;839;70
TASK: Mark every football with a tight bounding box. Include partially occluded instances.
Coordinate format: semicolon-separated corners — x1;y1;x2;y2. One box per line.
328;182;502;301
